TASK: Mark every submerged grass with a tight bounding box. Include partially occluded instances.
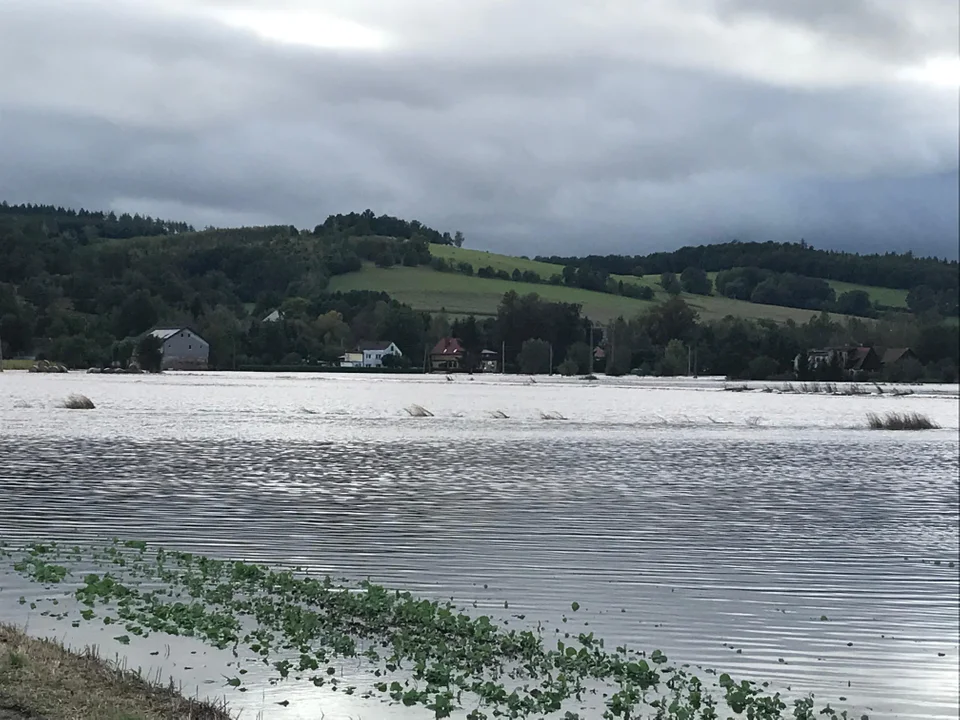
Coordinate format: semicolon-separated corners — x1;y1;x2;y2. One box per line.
866;412;939;430
5;540;865;720
62;394;95;410
0;622;232;720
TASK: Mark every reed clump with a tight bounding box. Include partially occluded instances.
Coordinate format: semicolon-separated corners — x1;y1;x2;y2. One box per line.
539;410;567;420
866;412;939;430
405;404;434;417
62;394;95;410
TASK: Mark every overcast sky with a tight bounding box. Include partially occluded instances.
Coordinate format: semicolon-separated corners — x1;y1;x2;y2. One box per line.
1;0;957;258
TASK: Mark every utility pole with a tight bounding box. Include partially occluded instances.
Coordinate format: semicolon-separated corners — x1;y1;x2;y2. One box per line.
0;325;4;371
588;325;595;375
549;343;554;376
610;323;616;374
501;340;505;374
687;344;692;376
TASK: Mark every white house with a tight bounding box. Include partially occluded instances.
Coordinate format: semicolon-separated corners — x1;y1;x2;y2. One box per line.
262;310;283;323
149;328;210;370
340;341;402;368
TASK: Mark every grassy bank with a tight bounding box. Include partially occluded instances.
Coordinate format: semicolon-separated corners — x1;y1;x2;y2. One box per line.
0;360;33;370
0;623;232;720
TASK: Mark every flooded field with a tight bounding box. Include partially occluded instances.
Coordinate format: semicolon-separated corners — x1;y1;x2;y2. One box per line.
0;371;957;719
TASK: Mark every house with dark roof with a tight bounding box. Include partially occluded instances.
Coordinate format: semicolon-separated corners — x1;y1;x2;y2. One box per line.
431;337;465;372
149;328;209;370
881;347;918;366
804;346;881;377
339;341;402;368
480;349;499;373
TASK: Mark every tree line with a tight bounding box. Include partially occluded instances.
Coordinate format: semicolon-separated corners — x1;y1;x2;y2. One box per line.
1;203;956;381
537;239;959;316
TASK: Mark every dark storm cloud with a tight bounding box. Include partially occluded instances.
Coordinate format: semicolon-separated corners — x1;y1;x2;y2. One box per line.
0;0;956;257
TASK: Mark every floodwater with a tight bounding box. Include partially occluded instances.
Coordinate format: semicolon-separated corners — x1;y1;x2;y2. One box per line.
0;371;957;719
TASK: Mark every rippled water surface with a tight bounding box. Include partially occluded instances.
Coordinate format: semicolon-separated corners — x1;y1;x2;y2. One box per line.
1;371;958;719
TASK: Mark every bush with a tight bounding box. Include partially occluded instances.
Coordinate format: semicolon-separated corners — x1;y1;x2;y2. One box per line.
518;338;552;374
660;272;682;295
558;357;579;376
680;267;712;295
136;334;163;373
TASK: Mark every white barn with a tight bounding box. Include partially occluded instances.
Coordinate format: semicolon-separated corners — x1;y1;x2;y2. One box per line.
149;328;210;370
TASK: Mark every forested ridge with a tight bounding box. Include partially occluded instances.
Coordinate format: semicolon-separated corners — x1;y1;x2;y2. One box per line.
1;202;957;381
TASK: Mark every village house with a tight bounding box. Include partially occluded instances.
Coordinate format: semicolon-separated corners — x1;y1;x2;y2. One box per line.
339;341;402;368
881;347;918;367
801;346;883;378
261;309;283;323
480;349;499;373
431;337;465;372
149;328;210;370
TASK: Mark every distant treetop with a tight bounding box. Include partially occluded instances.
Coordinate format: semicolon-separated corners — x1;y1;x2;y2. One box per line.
315;209;455;245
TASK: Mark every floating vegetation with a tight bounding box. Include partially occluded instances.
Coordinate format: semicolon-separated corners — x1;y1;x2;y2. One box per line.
773;382;915;397
744;416;762;427
489;410;509;419
405;404;434;418
539;411;567;421
5;540;863;720
866;412;939;431
723;384;749;392
62;394;95;410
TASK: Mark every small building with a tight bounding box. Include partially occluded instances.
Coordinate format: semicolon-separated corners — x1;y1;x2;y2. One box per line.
431;337;465;372
340;341;402;368
480;349;499;373
149;328;209;370
881;347;917;366
804;346;882;377
262;310;284;323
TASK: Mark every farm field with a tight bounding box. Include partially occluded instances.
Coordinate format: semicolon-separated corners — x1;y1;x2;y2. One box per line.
430;244;910;310
327;264;853;324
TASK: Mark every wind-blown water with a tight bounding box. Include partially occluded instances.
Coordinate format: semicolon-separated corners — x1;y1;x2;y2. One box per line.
0;371;957;719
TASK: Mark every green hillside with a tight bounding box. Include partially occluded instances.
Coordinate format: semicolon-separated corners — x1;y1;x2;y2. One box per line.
328;262;853;324
431;244;909;311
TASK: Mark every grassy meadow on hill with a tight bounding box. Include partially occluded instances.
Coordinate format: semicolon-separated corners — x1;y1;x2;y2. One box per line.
430;243;911;312
328;261;858;324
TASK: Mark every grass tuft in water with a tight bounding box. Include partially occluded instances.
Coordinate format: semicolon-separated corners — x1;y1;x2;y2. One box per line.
866;412;939;430
63;393;96;410
405;404;434;417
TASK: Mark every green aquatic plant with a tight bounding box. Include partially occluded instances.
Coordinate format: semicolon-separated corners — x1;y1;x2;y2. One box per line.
6;540;865;720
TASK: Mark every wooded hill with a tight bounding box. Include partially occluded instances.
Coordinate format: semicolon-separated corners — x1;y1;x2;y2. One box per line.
1;202;957;381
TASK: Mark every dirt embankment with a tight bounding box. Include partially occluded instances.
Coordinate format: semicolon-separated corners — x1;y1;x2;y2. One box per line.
0;624;232;720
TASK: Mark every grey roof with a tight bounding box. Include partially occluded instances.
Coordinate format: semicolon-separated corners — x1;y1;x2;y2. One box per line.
150;328;183;341
357;341;396;352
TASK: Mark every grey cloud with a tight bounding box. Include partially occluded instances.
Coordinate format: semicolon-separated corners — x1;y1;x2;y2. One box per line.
715;0;959;61
0;0;957;259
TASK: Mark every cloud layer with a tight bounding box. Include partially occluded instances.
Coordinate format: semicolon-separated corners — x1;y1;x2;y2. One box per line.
0;0;957;257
